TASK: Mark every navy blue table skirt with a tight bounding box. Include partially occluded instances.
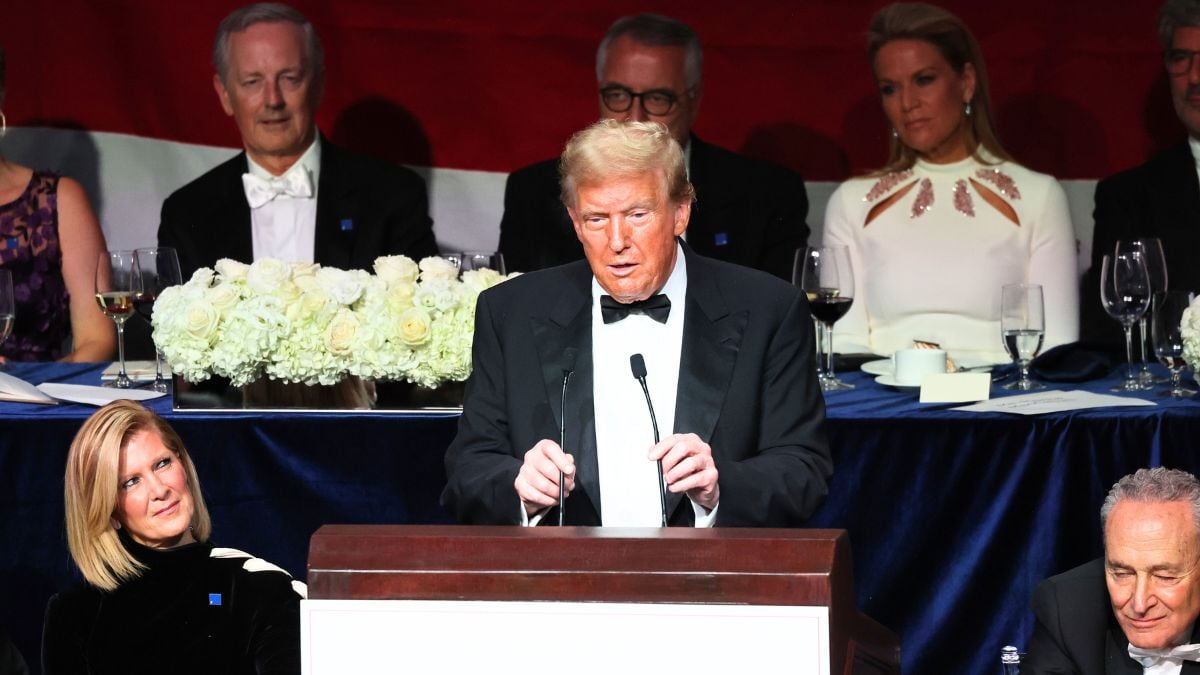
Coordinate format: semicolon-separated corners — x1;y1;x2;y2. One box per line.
3;361;1197;674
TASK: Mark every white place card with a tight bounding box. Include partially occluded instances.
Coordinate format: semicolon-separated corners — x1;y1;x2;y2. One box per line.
952;390;1156;415
37;382;166;407
919;373;991;403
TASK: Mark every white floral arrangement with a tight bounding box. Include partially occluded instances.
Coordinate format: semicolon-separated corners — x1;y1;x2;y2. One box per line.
1182;298;1200;375
152;256;513;388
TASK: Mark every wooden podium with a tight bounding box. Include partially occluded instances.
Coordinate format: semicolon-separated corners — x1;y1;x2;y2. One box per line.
305;525;900;674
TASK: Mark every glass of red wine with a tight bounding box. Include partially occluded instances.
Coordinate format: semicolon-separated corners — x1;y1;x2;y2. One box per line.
796;245;855;392
96;250;136;388
134;247;182;392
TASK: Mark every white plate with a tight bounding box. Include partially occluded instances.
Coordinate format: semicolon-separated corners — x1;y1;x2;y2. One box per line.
861;359;892;376
875;374;921;389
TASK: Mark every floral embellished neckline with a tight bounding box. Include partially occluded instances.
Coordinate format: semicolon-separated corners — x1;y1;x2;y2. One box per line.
861;160;1022;222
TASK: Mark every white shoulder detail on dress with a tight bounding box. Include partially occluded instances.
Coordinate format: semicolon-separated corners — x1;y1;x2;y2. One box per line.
210;547;294;578
210;547;252;560
292;580;309;599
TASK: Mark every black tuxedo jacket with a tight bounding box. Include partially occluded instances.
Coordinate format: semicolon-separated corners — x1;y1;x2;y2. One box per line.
497;136;810;281
441;243;832;526
158;136;438;280
1081;142;1200;349
1024;558;1200;674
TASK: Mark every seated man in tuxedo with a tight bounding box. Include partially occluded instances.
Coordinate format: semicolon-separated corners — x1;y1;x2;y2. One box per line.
1081;0;1200;349
158;2;438;280
443;119;831;527
1024;467;1200;674
498;13;808;282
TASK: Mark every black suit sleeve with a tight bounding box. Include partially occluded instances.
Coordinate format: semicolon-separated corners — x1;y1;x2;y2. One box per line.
383;168;438;261
498;171;538;275
243;572;303;675
1022;577;1085;675
713;290;831;526
759;166;810;282
441;292;525;524
1080;176;1138;350
158;194;201;282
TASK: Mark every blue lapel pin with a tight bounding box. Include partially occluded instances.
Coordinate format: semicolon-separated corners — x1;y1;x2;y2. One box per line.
340;218;354;232
208;593;223;606
714;232;729;246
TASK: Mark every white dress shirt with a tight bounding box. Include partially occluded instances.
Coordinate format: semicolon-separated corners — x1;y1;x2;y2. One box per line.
245;138;321;264
1188;136;1200;186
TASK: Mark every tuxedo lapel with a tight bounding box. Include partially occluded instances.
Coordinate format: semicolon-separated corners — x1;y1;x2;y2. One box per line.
1153;143;1200;241
685;137;729;253
314;137;357;269
672;246;747;518
218;155;254;265
531;266;599;521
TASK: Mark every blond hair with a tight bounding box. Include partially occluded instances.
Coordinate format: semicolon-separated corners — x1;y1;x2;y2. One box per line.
64;400;212;591
559;119;695;209
867;2;1012;174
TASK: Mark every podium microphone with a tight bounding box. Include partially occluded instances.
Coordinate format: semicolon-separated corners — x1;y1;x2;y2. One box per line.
629;353;669;527
558;348;577;526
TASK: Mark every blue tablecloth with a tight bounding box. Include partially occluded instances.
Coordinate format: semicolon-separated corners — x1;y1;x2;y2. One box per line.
2;361;1196;674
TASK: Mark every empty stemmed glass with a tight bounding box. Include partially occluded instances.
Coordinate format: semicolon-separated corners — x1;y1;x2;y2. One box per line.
462;252;506;273
1100;252;1151;392
96;251;136;388
1126;238;1168;385
1000;283;1045;390
0;269;13;365
796;245;855;392
1151;290;1197;398
134;247;182;392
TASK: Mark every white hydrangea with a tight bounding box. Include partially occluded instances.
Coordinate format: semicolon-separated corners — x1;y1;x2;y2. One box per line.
153;255;513;390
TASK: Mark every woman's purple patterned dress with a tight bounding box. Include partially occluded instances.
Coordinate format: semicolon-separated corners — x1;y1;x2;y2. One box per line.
0;172;71;361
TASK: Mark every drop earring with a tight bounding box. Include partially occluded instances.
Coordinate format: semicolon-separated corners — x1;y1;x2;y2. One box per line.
964;101;973;117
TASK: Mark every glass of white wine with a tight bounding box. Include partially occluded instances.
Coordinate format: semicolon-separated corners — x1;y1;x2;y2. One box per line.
1151;290;1197;398
96;250;136;388
0;269;13;367
1000;283;1045;390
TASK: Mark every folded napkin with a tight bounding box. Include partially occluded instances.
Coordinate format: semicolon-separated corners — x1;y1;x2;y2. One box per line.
1029;342;1119;383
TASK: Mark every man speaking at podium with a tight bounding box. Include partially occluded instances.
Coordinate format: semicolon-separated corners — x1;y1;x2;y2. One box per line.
442;119;830;527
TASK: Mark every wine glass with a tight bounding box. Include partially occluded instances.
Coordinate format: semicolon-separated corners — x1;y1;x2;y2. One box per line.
439;253;463;274
134;247;182;392
1000;283;1045;390
1125;238;1168;385
462;252;506;274
96;250;136;388
795;246;855;392
1100;252;1151;392
0;269;14;366
1151;290;1197;398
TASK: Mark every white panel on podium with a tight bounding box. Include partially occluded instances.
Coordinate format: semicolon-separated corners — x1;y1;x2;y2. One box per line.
302;599;830;674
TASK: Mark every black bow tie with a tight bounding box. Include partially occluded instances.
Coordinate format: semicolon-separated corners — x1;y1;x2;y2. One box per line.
600;294;671;324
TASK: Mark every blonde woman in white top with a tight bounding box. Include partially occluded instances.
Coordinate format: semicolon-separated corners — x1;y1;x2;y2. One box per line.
824;2;1078;364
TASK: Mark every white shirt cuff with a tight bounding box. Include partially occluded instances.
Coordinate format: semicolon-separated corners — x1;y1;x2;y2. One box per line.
690;499;719;528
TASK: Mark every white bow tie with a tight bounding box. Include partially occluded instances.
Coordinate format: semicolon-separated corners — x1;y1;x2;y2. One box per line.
1128;642;1200;668
242;168;314;209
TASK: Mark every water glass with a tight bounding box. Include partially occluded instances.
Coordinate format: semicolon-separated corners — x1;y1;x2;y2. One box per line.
1000;284;1045;390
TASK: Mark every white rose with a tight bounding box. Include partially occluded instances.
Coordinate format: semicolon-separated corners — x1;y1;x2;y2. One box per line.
375;255;420;285
419;256;460;282
324;309;360;355
315;268;364;306
187;267;216;288
184;300;220;340
385;283;417;312
214;258;249;281
397;307;433;346
247;258;291;294
290;261;320;280
205;282;240;311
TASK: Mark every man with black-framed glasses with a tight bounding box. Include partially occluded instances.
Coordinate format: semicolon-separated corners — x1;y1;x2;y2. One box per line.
498;13;809;282
1081;0;1200;349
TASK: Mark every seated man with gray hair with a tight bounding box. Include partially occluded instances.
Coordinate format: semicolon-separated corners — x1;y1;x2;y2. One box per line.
444;119;830;527
1025;467;1200;673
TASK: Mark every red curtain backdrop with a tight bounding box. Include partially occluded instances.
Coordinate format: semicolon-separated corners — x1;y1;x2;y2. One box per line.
1;1;1172;180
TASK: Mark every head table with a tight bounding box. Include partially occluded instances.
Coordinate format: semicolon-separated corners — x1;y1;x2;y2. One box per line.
1;361;1194;674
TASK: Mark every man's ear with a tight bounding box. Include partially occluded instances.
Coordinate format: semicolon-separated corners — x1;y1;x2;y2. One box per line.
673;200;691;237
213;74;235;117
567;207;585;241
